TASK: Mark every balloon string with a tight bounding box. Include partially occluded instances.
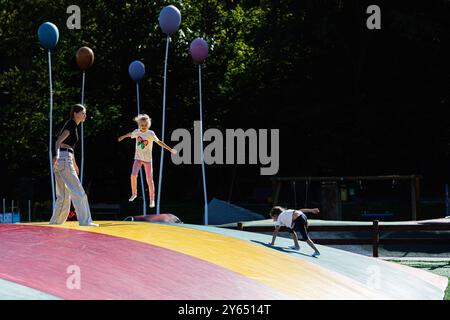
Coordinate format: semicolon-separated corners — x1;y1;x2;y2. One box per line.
156;35;170;215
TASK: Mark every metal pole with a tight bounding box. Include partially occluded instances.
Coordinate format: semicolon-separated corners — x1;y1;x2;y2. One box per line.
372;220;379;258
156;35;170;215
48;49;56;210
80;71;85;185
28;200;31;222
198;64;208;225
136;82;147;214
2;198;5;214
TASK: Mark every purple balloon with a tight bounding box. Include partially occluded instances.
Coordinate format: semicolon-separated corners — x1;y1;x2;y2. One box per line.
158;5;181;35
190;38;209;64
128;60;145;82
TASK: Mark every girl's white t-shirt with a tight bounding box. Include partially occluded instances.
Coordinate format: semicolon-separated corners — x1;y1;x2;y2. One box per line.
131;129;159;162
275;210;304;228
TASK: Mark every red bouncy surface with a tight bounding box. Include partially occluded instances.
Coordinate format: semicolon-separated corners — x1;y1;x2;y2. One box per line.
0;225;288;299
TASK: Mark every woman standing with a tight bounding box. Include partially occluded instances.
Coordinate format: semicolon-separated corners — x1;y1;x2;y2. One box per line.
49;104;98;226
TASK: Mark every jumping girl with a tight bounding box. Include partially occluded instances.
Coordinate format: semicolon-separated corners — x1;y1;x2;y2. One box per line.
118;114;176;208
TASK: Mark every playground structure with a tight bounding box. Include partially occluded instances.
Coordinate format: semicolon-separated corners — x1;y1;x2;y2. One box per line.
1;199;30;223
223;218;450;257
272;175;427;221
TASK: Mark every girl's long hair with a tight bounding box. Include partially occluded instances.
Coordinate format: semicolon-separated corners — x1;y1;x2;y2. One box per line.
58;104;85;137
69;104;85;119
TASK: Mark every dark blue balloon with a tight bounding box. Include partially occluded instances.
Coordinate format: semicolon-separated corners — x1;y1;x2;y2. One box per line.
128;60;145;82
158;5;181;35
38;22;59;49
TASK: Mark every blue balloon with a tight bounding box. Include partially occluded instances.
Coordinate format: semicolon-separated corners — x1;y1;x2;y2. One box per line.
128;60;145;82
38;22;59;49
158;5;181;35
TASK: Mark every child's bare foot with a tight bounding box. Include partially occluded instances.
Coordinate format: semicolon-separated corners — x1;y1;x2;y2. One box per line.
129;194;137;202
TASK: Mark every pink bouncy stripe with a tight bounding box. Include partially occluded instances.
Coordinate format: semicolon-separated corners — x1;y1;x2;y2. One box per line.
0;225;289;300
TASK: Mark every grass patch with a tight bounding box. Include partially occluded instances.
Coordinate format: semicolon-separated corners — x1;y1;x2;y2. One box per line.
389;260;450;300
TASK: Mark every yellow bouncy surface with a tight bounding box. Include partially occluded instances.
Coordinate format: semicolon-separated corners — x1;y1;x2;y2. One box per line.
30;221;388;299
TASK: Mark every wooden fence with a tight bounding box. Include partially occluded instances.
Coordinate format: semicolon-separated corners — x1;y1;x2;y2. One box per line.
222;220;450;257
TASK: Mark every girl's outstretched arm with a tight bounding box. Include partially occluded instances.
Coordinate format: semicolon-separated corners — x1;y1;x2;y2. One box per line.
156;140;177;154
118;132;132;142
